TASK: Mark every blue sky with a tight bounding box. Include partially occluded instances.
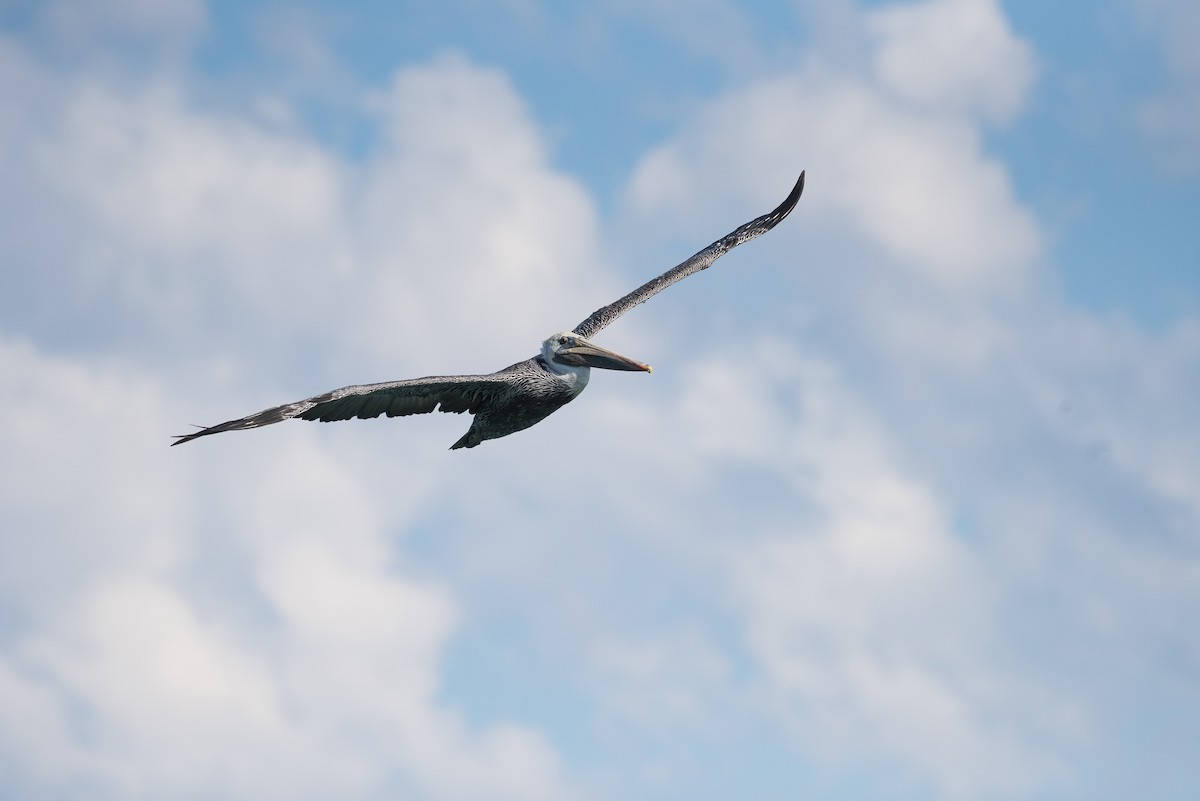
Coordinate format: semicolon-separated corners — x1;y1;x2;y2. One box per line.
1;1;1198;800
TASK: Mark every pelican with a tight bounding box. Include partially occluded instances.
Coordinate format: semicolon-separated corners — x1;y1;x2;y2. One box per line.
173;171;805;449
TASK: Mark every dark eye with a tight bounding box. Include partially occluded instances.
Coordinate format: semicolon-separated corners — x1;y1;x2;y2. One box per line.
558;336;569;345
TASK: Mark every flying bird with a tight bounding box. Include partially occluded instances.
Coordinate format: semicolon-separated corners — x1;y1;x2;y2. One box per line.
173;171;805;449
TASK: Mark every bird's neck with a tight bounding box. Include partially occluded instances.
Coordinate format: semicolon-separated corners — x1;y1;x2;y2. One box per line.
542;358;591;396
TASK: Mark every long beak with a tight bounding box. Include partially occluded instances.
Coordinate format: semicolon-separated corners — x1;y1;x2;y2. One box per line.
560;340;652;373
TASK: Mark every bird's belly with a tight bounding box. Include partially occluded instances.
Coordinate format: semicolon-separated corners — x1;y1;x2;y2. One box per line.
475;395;571;439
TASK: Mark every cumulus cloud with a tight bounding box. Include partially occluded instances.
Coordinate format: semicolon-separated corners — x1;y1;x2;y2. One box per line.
0;36;613;395
626;74;1038;299
351;54;612;369
612;1;1200;797
2;1;1199;800
865;0;1036;124
0;29;593;800
0;42;349;369
0;332;583;801
699;345;1068;797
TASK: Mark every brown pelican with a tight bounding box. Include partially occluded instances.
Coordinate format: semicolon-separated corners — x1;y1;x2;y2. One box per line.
173;171;804;449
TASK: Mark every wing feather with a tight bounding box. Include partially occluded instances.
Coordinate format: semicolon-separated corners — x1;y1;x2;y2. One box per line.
171;373;511;445
573;172;804;339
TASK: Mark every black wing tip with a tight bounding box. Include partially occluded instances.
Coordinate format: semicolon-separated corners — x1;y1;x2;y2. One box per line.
171;425;214;446
776;170;806;219
743;170;806;237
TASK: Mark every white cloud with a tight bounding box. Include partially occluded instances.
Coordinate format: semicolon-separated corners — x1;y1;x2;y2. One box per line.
3;2;1199;800
351;54;613;369
613;2;1200;797
0;41;349;367
0;37;614;403
622;1;1039;302
0;331;583;801
0;34;598;795
626;75;1039;298
865;0;1036;124
703;345;1068;798
0;336;184;608
19;577;311;797
612;316;1200;798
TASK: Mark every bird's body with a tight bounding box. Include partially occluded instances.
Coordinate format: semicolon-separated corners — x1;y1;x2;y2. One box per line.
453;354;589;449
174;171;804;449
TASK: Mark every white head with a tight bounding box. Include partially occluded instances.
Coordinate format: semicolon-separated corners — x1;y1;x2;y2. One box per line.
541;331;652;375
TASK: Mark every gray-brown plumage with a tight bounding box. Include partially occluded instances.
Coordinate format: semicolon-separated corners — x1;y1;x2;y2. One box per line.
573;171;805;338
173;171;804;449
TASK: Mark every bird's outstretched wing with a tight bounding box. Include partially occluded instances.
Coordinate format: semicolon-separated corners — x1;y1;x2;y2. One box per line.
572;171;805;340
171;372;513;445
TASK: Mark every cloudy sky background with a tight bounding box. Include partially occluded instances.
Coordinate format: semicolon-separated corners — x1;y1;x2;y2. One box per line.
2;0;1198;799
